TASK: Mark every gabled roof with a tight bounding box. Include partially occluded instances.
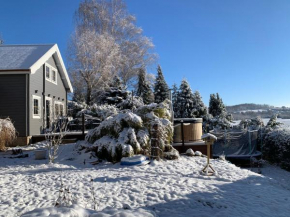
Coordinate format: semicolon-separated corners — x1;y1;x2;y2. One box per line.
0;44;73;93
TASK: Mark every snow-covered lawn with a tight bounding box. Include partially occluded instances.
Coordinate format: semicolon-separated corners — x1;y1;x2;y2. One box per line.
0;143;290;217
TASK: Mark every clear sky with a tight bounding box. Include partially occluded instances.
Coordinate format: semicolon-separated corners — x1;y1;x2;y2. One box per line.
1;0;290;107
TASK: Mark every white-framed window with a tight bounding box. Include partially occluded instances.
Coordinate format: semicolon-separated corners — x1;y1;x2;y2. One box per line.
54;101;65;118
32;95;41;119
45;63;57;84
45;97;52;127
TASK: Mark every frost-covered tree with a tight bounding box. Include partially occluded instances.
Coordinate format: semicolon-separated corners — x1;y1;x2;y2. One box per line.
98;76;130;105
154;65;169;103
172;84;179;117
68;0;156;104
266;114;283;129
192;91;207;118
175;79;195;118
136;68;154;104
209;93;226;117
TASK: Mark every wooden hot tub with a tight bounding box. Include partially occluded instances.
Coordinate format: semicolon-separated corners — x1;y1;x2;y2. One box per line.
173;118;212;157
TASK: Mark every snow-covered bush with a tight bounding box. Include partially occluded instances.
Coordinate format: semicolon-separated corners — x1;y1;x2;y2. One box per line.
86;100;178;162
117;96;144;111
86;110;149;162
263;127;290;171
0;118;16;151
68;101;86;118
239;116;264;130
266;114;283;129
91;104;119;121
202;113;231;131
76;109;95;118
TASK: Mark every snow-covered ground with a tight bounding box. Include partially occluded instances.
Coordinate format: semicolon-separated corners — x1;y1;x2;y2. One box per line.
1;143;290;217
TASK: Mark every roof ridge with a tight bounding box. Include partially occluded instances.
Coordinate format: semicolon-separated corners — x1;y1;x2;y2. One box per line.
0;44;56;47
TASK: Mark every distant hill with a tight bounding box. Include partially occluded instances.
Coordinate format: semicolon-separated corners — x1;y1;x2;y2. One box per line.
226;103;290;120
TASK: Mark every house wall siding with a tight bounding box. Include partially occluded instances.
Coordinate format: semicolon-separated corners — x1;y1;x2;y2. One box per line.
29;66;44;135
29;56;67;135
0;74;27;137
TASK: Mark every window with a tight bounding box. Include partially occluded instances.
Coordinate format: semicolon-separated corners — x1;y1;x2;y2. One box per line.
45;63;57;84
54;102;65;118
60;104;64;116
46;66;50;79
32;95;41;119
52;70;56;82
55;103;59;117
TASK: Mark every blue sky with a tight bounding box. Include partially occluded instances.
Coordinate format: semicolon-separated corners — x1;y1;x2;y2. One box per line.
1;0;290;107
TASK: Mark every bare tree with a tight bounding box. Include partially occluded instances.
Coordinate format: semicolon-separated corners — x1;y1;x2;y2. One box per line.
68;0;156;105
45;117;68;163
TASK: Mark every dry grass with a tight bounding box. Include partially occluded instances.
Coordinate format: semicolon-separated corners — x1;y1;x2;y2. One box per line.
0;118;17;151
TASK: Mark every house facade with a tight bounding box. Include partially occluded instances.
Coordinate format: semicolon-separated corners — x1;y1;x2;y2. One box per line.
0;44;73;145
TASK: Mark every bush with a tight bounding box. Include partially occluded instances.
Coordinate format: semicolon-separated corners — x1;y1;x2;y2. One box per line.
0;118;17;151
91;104;119;121
67;101;86;118
86;100;178;162
263;128;290;171
86;111;148;162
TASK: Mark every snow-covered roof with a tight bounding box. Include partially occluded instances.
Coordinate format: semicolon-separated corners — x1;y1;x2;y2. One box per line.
0;44;73;93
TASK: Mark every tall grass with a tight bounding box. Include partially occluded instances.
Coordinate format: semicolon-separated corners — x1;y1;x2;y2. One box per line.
0;118;16;151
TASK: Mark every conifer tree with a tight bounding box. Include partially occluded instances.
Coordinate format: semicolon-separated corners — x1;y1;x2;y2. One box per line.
172;84;179;117
154;65;169;103
136;68;154;104
209;93;226;117
98;76;129;105
175;79;195;118
192;91;207;118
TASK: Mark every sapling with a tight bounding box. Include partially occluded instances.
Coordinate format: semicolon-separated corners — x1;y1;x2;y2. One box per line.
55;176;73;207
45;117;68;163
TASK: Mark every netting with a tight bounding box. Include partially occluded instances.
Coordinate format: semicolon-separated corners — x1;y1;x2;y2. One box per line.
211;129;261;158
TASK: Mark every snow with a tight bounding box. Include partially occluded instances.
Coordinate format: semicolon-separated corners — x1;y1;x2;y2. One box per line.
22;205;154;217
201;133;217;141
0;45;54;70
1;142;290;217
232;118;290;127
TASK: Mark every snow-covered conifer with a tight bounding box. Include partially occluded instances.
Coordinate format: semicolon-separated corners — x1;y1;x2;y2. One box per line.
209;93;226;117
172;84;179;117
98;76;130;105
175;79;195;118
192;91;207;118
154;65;169;103
136;68;154;104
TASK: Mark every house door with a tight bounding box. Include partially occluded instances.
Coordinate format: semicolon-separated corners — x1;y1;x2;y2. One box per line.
46;99;51;128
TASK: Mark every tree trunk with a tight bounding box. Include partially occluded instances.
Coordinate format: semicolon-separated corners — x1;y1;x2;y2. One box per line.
86;85;92;105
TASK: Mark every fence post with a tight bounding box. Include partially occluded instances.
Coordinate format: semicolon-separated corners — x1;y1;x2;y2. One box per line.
181;121;185;152
151;123;160;160
82;113;85;139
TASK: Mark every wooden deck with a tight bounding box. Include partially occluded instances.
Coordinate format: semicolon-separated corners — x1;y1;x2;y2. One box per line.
173;141;212;158
31;132;87;144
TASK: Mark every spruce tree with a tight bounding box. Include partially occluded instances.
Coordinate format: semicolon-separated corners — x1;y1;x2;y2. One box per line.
172;84;179;117
154;65;169;103
209;93;226;117
192;91;207;118
175;79;195;118
98;76;129;105
136;68;154;104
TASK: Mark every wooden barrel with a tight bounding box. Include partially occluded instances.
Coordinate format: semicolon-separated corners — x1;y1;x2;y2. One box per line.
173;118;202;143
